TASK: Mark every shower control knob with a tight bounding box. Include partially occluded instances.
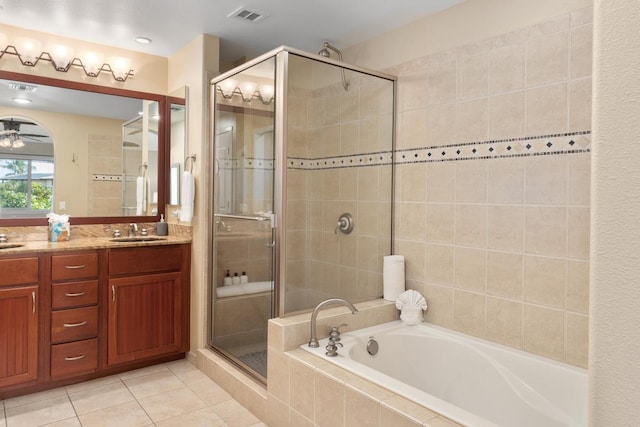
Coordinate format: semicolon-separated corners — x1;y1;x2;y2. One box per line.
334;212;354;235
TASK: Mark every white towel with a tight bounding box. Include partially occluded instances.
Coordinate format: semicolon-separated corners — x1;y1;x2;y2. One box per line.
395;289;428;325
135;176;145;215
179;171;194;222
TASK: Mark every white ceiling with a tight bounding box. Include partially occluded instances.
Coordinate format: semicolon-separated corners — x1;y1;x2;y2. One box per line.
0;0;464;62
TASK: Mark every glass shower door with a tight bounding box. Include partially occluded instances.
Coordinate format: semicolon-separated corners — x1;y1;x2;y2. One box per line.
210;57;276;381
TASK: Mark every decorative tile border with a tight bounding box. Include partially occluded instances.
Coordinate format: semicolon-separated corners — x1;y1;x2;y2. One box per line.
92;174;122;182
218;158;275;170
287;131;591;170
395;131;591;165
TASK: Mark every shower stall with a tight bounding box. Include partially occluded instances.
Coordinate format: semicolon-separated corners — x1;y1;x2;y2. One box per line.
209;46;396;382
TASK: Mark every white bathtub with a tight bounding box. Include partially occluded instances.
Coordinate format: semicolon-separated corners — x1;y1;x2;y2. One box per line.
302;320;587;427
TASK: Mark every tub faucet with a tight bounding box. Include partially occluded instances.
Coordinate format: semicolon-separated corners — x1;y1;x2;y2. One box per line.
308;298;358;348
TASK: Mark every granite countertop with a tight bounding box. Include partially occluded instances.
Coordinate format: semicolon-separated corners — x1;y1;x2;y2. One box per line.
0;234;192;255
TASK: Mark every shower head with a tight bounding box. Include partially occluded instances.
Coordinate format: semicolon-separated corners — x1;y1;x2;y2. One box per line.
318;44;331;57
317;42;351;91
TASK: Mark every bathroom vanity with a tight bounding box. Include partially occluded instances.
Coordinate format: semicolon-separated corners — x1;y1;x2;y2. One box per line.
0;240;191;399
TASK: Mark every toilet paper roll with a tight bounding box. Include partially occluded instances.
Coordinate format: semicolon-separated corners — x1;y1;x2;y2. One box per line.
383;255;405;301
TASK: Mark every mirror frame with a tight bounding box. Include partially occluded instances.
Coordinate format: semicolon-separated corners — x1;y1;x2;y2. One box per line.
0;69;168;226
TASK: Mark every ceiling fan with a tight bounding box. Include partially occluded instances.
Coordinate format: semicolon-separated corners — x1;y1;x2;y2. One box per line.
0;118;50;148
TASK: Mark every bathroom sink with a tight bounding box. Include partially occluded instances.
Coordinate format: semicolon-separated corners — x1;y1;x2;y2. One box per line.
110;236;168;243
0;243;25;250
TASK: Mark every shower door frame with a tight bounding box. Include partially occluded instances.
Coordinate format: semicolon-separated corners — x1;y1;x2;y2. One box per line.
208;47;397;380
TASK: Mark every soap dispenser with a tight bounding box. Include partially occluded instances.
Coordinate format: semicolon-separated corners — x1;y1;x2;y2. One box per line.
240;271;249;284
223;270;232;286
157;214;168;236
232;272;241;285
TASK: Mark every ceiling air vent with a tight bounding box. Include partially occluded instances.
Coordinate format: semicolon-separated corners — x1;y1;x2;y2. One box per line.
8;82;38;92
228;6;266;23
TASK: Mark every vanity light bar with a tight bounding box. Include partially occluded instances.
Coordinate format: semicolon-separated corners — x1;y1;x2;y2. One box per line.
0;44;134;83
215;85;274;105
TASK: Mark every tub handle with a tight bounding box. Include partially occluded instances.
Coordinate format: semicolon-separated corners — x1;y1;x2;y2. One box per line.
329;323;348;342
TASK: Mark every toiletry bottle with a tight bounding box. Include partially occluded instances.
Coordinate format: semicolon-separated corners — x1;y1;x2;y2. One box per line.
232;272;240;285
240;271;249;284
157;214;168;236
223;270;232;286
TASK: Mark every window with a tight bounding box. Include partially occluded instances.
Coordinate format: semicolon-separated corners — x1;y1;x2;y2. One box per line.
0;157;54;218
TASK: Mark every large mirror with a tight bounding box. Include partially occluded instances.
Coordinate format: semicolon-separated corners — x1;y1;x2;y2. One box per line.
0;71;173;225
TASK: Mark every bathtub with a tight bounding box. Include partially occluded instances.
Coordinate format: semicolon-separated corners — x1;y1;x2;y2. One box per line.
302;320;587;427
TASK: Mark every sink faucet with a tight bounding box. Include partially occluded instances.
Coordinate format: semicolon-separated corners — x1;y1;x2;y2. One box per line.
308;298;358;348
128;223;138;237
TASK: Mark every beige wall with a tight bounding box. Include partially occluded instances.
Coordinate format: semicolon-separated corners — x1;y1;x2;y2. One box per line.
343;3;594;368
591;0;640;425
168;34;220;352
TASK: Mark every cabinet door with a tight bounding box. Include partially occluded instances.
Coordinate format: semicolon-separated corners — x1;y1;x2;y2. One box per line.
0;286;38;388
107;272;182;365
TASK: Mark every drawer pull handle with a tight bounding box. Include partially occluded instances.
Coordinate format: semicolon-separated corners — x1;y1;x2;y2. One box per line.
64;354;86;361
64;292;86;297
112;285;116;303
65;264;86;270
63;321;87;328
32;291;36;314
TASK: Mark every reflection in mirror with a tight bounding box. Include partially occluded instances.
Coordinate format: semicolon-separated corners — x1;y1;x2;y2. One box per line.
168;87;187;208
169;163;180;205
0;117;53;218
0;72;167;224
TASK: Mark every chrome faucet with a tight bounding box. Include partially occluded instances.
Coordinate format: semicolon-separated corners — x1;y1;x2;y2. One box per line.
308;298;358;348
216;219;230;232
128;223;138;237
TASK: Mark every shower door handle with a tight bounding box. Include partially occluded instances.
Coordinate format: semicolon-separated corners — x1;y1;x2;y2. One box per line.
266;240;275;248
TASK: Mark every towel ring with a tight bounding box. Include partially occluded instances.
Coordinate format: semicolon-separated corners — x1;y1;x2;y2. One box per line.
138;163;147;177
185;154;196;173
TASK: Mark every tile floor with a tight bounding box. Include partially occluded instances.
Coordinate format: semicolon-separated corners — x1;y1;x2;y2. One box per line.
0;360;266;427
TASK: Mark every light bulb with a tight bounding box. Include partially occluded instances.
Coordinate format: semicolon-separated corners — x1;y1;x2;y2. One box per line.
218;79;236;98
240;81;257;101
50;44;74;70
15;37;43;65
12;139;25;149
81;51;104;76
259;84;274;103
111;57;132;81
0;137;11;148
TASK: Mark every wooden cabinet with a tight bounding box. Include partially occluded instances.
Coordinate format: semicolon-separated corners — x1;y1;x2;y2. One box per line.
107;245;190;366
0;242;190;398
49;252;100;380
0;257;39;389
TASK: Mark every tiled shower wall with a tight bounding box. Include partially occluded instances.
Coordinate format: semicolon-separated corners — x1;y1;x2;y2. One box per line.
389;7;592;367
87;134;122;216
285;69;394;314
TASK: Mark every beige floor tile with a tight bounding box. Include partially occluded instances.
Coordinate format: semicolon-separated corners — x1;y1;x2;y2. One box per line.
155;407;226;427
188;379;233;406
164;359;198;376
0;406;5;427
5;396;76;427
65;375;121;395
3;388;68;410
69;380;135;415
211;400;261;427
124;369;185;399
41;417;82;427
78;400;153;427
175;368;211;385
138;386;207;423
118;363;170;381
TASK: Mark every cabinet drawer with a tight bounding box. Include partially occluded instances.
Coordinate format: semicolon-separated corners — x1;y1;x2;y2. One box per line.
51;253;98;281
51;339;98;379
52;280;98;309
51;306;98;344
109;245;183;276
0;257;38;287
